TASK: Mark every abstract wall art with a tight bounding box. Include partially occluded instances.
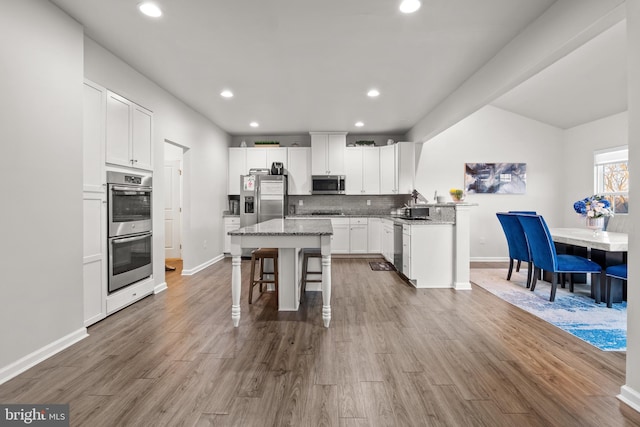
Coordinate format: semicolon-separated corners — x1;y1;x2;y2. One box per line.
464;163;527;194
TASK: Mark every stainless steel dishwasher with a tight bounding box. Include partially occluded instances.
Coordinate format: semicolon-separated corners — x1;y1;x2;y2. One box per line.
393;223;403;274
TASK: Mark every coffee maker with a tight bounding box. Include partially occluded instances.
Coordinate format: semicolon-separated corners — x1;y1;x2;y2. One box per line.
271;162;284;175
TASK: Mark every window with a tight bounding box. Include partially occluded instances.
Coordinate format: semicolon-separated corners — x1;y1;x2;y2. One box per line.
594;146;628;214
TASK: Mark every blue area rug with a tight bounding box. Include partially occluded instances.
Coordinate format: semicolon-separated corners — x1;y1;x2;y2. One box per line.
471;269;626;351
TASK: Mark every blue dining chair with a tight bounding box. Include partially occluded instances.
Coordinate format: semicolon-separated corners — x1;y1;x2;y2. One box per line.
496;212;533;288
509;211;537;215
605;264;627;308
517;214;602;302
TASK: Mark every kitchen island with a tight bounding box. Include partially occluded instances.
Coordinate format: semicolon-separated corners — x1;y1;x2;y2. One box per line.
228;218;333;327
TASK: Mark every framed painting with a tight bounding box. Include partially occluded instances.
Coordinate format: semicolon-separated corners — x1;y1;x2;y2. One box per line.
464;163;526;194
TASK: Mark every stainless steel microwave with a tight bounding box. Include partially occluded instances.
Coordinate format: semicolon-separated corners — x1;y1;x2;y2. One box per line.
311;175;346;195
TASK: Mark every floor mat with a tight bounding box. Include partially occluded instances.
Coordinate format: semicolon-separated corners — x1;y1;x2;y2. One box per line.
471;268;626;351
369;261;396;271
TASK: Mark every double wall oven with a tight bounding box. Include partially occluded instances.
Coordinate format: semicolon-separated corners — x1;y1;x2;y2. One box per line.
107;171;153;293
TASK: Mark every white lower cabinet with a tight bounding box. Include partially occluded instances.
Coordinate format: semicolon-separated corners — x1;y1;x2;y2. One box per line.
349;218;368;253
402;223;453;288
331;218;350;254
224;216;241;253
83;192;106;326
367;217;382;253
381;219;394;262
402;226;411;276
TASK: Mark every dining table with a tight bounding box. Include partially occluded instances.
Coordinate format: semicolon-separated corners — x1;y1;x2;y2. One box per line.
550;227;628;302
549;227;628;252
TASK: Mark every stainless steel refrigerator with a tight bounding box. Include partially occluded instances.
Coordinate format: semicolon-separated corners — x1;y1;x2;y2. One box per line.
240;173;288;255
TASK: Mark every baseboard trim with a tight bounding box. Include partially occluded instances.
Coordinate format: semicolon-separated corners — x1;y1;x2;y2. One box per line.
0;328;88;385
181;254;224;276
471;257;510;263
454;281;473;290
619;385;640;414
154;282;168;294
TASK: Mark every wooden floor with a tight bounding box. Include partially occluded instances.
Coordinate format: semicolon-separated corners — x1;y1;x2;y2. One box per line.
2;258;639;426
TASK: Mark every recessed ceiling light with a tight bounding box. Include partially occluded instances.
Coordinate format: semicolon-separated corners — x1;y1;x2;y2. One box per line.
138;2;162;18
220;90;234;98
250;122;259;128
367;89;380;98
399;0;421;14
355;121;364;127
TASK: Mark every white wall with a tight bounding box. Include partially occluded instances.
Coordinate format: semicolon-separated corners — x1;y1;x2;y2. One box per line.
0;1;85;368
83;37;231;276
415;105;564;261
562;112;628;226
622;0;640;411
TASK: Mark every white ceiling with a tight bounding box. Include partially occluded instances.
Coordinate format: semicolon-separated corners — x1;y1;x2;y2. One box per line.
492;20;627;129
51;0;622;136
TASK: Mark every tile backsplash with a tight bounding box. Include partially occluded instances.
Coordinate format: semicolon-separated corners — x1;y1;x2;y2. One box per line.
290;194;410;215
289;194;456;222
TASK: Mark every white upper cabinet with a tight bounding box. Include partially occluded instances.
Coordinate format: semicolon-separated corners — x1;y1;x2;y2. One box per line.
287;147;311;195
310;132;346;175
83;80;106;192
344;147;363;194
245;148;267;171
396;141;415;194
105;92;131;167
379;144;396;194
131;105;153;170
228;148;246;195
379;142;414;194
244;147;287;171
362;147;380;194
105;91;153;171
227;147;289;195
345;146;380;194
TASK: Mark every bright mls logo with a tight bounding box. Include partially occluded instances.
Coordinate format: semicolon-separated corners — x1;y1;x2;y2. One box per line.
0;404;69;426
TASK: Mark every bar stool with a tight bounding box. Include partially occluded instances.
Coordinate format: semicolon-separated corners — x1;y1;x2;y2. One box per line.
300;248;322;303
248;248;278;305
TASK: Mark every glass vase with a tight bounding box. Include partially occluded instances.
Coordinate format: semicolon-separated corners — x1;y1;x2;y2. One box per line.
585;216;604;236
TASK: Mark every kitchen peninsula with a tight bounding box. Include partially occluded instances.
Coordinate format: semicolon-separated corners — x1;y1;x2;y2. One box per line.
228;218;333;327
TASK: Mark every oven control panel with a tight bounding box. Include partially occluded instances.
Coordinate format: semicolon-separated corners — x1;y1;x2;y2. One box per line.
124;175;142;185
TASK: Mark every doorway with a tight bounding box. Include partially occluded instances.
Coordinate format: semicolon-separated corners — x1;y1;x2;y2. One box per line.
164;141;184;273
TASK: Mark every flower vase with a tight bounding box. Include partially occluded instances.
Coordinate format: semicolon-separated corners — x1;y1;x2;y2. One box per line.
585;216;604;236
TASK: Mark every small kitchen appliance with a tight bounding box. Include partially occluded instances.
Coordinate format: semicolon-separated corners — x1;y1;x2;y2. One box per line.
271;162;284;175
404;206;429;219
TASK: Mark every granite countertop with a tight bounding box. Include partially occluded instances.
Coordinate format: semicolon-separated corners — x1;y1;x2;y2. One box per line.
288;214;454;225
228;218;333;236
